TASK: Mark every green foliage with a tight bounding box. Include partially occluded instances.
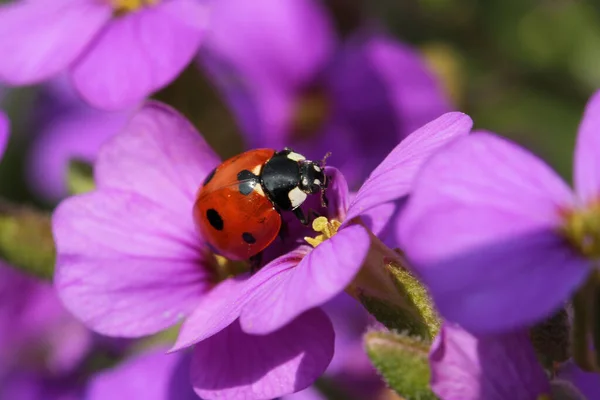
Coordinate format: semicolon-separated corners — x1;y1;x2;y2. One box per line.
0;201;54;280
358;293;430;340
387;263;441;338
67;159;95;195
365;330;437;400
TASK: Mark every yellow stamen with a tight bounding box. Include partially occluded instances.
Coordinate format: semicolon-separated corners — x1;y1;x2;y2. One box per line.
560;202;600;259
304;216;341;248
112;0;158;13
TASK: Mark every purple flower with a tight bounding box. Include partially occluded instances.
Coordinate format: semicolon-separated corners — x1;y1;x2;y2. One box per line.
86;348;197;400
27;77;134;201
0;263;93;399
200;0;450;187
398;91;600;334
430;322;551;400
557;360;600;399
53;100;470;398
0;0;208;110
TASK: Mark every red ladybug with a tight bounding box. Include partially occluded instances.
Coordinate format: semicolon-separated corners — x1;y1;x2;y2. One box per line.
193;148;328;262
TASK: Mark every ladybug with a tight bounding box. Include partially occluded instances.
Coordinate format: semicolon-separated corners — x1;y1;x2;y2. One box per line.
193;148;328;263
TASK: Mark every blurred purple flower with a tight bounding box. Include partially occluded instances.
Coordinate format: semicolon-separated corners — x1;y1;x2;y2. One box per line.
27;76;134;202
0;264;92;399
53;100;469;399
430;322;551;400
557;360;600;399
0;0;208;110
200;0;450;188
86;348;197;400
398;90;600;334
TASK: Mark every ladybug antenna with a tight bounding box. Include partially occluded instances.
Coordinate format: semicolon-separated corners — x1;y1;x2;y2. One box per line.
320;152;332;168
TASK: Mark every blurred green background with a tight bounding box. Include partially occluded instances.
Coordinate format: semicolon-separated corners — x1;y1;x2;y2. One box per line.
2;0;598;206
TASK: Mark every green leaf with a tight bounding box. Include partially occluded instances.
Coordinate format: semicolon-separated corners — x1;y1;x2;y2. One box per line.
386;262;441;339
357;293;430;339
67;158;95;195
0;200;54;280
364;330;437;400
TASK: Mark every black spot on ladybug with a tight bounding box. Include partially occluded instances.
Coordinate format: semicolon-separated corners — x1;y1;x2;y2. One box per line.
206;209;224;231
237;169;259;196
237;169;258;181
242;232;256;244
203;167;217;186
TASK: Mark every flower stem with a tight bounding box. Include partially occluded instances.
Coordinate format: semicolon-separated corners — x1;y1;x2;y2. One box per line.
571;270;599;371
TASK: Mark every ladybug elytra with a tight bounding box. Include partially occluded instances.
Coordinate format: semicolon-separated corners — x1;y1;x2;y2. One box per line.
193;148;328;262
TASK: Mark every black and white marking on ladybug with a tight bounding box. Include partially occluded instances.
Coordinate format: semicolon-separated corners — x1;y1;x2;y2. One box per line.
260;148;327;224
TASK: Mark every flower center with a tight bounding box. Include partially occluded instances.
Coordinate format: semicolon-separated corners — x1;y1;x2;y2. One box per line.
211;254;250;282
304;216;341;248
290;87;330;141
111;0;159;14
560;202;600;259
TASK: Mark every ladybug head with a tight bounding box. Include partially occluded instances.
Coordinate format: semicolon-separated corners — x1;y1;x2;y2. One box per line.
299;160;326;195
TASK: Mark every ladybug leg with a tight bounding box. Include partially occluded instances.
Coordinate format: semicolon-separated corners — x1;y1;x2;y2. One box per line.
321;190;329;208
292;207;308;225
249;252;263;274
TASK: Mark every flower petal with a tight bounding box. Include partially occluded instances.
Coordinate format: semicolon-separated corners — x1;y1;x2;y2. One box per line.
86;348;197;400
557;360;600;399
399;134;586;332
240;225;370;335
199;0;334;145
53;190;212;337
191;310;334;400
282;387;325;400
172;250;303;351
416;230;589;333
72;0;208;109
399;132;574;264
324;166;350;221
95;101;220;216
0;110;8;157
0;0;110;84
574;90;600;202
430;323;550;400
344;112;472;226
